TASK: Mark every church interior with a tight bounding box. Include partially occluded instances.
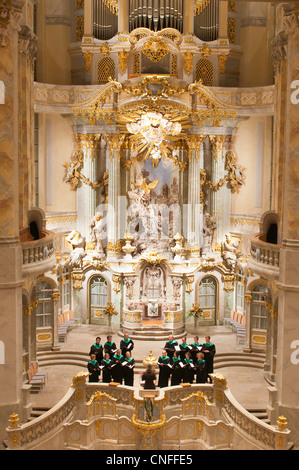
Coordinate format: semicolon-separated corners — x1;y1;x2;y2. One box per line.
0;0;299;451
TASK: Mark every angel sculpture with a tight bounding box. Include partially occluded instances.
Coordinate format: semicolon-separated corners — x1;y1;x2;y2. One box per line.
133;177;159;194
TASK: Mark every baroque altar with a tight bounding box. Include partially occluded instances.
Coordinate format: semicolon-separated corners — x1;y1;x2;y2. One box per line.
58;75;248;338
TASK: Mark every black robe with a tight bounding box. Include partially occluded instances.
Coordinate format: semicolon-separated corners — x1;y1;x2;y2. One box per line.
120;338;134;357
122;358;135;386
141;371;156;390
101;359;112;383
157;355;171;388
202;342;216;380
182;358;195;384
164;340;178;359
111;354;124;383
89;343;103;364
179;343;190;361
170;357;182;386
87;360;100;383
195;359;206;383
104;341;117;359
190;343;203;362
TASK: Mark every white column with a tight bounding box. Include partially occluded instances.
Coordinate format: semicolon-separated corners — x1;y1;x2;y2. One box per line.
103;135;125;257
76;134;100;241
210;135;230;246
186;136;206;256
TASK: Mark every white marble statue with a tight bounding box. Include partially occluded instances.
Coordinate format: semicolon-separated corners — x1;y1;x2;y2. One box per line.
66;230;86;268
221;234;240;271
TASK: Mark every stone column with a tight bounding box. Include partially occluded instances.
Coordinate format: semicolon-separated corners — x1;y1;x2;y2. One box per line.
118;0;129;33
0;1;27;443
186;135;206;257
52;291;61;351
218;1;228;39
209;134;230;248
274;6;299;447
183;0;194;35
76;134;101;241
84;0;93;37
103;134;125;257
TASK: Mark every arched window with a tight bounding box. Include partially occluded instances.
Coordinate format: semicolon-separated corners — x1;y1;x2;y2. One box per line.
62;267;71;308
236;269;245;314
196;58;214;86
98;57;115;84
36;281;53;328
251;283;268;330
198;276;217;323
90;276;108;310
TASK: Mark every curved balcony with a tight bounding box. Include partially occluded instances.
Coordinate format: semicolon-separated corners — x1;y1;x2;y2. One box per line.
21;229;56;277
248;233;280;279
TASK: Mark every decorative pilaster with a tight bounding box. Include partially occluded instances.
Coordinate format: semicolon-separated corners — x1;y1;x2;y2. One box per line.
274;7;299;446
118;0;128;33
52;291;61;351
103;134;125;256
0;0;30;444
186;135;206;257
75;133;101;240
209;134;230;248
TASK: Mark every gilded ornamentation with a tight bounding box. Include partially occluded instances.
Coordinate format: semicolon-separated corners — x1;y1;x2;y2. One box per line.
75;16;84;42
102;134;125;161
122;75;186;100
52;292;60;301
200;43;211;58
8;413;19;429
265;302;278;318
209;135;226;161
222;274;235;292
228;17;236;44
117;106;191;167
64;144;109;192
73;77;122;121
102;0;118;15
143;351;157;369
72;371;89;387
129;27;182;47
72;273;84;291
194;0;211;15
138;250;168;267
112;275;121;293
83;51;92;73
100;42;111;57
183;52;194;75
219;54;228;74
185;275;195;294
277;416;288;432
186;134;206;160
142;35;170;63
117;50;129;73
107;241;123;253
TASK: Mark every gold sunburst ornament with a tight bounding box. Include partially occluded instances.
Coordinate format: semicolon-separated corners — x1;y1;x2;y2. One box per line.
118;111;191;167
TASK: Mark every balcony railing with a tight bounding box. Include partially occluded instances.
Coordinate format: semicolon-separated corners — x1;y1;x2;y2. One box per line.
249;233;280;278
21;229;56;277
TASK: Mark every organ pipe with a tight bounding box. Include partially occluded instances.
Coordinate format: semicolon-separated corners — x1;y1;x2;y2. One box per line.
128;0;184;32
194;0;219;41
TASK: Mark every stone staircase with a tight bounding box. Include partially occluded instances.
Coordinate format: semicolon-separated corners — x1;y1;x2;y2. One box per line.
214;351;266;370
28;407;51;422
246;408;270;425
117;325;187;341
37;350;265;372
